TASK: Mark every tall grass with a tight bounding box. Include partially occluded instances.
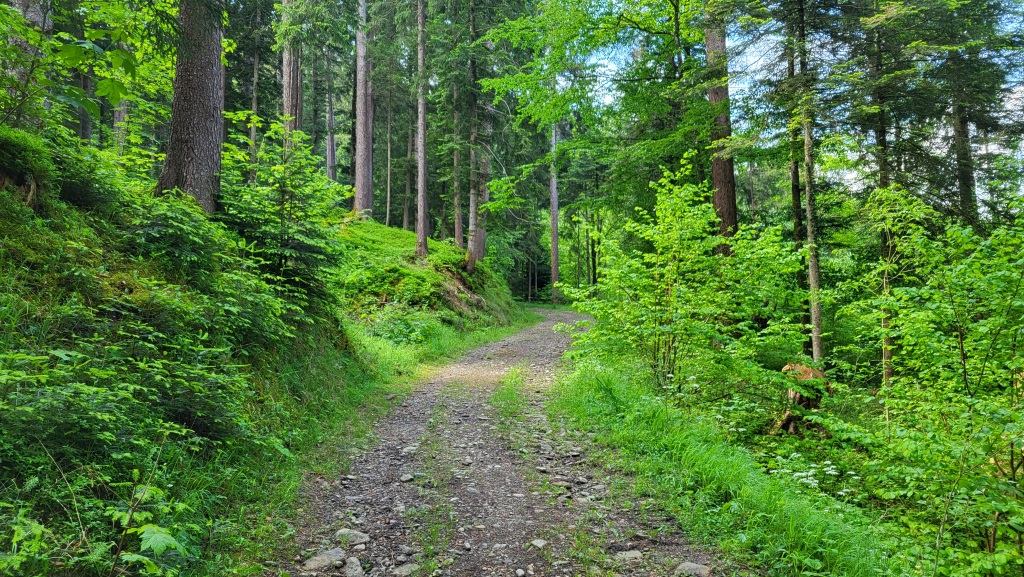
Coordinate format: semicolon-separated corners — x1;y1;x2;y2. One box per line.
549;359;908;577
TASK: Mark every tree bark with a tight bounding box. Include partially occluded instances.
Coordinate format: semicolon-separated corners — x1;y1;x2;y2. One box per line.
787;27;811;357
353;0;374;217
403;127;412;230
282;0;302;135
705;16;737;244
466;0;480;272
415;0;428;259
453;85;464;249
385;91;392;226
873;20;895;386
113;99;128;156
249;7;260;181
550;123;560;304
951;100;979;229
797;0;823;363
475;102;491;264
157;0;223;213
326;51;338;181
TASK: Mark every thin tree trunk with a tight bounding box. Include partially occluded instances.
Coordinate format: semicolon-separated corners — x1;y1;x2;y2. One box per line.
77;71;92;142
797;0;823;363
952;100;979;229
705;17;737;246
385;91;392;226
282;0;302;135
550;123;560;304
113;99;128;156
787;28;811;357
415;0;428;258
453;85;464;249
249;8;260;181
466;0;480;271
403;127;412;230
349;65;357;186
354;0;374;216
326;51;338;181
475;102;491;264
157;0;223;213
873;21;894;386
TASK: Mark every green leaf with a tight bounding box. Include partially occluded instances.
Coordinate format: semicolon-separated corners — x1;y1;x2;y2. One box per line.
130;524;182;557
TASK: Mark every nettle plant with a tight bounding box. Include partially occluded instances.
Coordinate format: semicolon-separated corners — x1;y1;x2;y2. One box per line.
566;162;804;406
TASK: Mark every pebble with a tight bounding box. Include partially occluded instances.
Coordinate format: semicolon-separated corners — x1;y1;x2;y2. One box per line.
615;550;643;563
301;548;347;571
335;528;371;545
674;562;712;577
516;570;526;577
399;474;414;482
392;562;420;576
343;557;364;577
530;539;548;549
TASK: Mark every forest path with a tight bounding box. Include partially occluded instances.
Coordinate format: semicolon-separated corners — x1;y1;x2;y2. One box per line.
279;309;714;577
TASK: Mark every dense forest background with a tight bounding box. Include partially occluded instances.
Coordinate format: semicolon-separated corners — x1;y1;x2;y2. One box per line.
2;0;1024;573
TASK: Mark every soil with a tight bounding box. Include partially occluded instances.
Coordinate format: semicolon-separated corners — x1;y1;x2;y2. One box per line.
272;309;716;577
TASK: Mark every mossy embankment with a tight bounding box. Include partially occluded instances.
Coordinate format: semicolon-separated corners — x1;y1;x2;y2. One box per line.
0;126;528;576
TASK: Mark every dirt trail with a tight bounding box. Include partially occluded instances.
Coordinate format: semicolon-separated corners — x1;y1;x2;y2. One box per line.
278;309;714;577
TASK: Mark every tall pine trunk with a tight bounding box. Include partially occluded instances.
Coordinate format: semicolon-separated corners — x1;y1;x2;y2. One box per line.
550;123;560;303
415;0;428;259
385;91;393;226
248;8;260;181
326;51;338;181
466;0;481;271
475;101;491;264
157;0;223;213
873;19;895;386
353;0;374;216
797;0;823;363
787;25;811;357
281;0;301;135
403;127;412;230
705;16;737;244
951;100;979;229
453;85;464;249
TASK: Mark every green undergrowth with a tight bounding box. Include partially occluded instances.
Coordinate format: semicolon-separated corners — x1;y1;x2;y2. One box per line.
548;358;908;577
0;128;526;576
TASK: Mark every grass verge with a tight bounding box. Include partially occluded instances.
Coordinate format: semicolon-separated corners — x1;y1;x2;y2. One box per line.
547;359;906;577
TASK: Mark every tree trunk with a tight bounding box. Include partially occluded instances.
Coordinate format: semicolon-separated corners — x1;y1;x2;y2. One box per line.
797;0;823;363
453;85;464;249
475;102;491;264
282;0;302;135
951;100;979;229
466;0;480;272
385;91;392;226
157;0;223;213
550;123;560;304
326;51;338;181
77;71;92;142
787;29;811;357
353;0;374;217
249;8;260;181
873;23;895;387
349;65;357;186
113;99;128;156
403;127;412;230
415;0;428;259
705;17;737;245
